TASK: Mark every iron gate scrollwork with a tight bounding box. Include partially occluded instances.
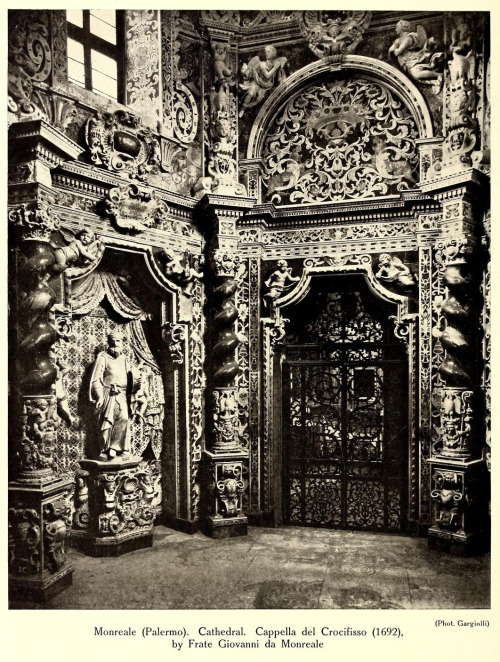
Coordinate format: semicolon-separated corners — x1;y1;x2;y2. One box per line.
282;284;408;532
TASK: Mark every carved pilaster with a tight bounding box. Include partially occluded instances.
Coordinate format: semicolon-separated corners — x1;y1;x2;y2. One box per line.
74;458;155;556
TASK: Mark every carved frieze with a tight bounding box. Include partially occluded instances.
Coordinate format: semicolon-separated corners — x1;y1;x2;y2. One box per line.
86;111;160;182
300;11;371;59
100;183;168;233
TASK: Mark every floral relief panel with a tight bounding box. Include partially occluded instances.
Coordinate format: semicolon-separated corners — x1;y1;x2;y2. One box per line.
262;75;419;205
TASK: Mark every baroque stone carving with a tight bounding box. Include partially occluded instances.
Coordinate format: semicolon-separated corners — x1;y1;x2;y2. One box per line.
97;468;155;535
8;11;52;115
18;396;58;479
300;11;371;59
242;11;298;27
201;11;240;26
89;331;140;461
43;497;72;573
125;11;161;126
262;77;419;205
434;235;475;387
389;20;444;94
8;508;41;575
216;464;245;517
239;47;287;118
158;249;203;297
162;322;187;364
213;388;240;452
263;260;300;307
73;470;89;530
430;470;463;531
375;254;417;290
86;111;160;182
433;388;473;458
101;183;168;233
442;19;478;171
52;228;104;278
9;201;60;241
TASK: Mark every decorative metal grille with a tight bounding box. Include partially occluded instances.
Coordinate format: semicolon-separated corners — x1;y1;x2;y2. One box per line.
283;288;408;531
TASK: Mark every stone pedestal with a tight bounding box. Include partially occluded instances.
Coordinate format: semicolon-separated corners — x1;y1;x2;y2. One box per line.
427;457;489;555
72;456;155;557
204;450;248;538
9;477;74;603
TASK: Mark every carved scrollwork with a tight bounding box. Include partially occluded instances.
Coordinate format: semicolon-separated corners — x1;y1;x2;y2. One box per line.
18;396;58;479
9;201;60;241
433;388;473;458
262;77;419;205
242;11;298;27
8;11;52;116
100;183;168;233
97;467;155;535
216;464;245;517
86;110;160;182
269;317;289;353
300;11;371;59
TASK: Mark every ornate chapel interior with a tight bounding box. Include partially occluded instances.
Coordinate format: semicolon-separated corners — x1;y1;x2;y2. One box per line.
7;9;491;605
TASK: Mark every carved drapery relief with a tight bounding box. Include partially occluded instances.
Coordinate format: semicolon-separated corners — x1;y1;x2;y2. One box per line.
388;19;444;94
86;111;160;182
125;11;161;127
8;11;52;118
262;77;419;205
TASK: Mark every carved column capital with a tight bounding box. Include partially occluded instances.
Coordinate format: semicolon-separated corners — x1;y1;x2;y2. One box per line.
9;200;60;242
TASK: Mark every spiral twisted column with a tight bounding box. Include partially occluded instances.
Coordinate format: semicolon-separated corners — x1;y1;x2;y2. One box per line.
8;121;81;602
196;196;254;538
422;173;489;555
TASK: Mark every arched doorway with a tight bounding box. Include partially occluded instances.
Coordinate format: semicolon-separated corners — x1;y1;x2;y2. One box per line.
281;275;408;532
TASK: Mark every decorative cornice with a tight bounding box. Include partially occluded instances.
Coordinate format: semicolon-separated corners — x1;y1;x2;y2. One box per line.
8;119;83;164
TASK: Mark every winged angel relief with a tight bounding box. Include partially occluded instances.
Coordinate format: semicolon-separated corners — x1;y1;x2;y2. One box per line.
389;20;444;94
239;46;287;117
262;78;419;205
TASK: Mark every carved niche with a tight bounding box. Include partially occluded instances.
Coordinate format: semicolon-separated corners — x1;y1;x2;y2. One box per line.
86;111;160;181
262;76;419;205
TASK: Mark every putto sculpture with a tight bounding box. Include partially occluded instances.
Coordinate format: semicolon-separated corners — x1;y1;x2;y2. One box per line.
389;19;444;94
239;46;287;117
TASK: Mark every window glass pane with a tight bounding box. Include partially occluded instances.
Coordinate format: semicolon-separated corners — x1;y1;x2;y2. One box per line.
68;60;85;87
91;50;117;80
66;10;83;27
68;38;84;64
92;72;118;100
90;11;117;44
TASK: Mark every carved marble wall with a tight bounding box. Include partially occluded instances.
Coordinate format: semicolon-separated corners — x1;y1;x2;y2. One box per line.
7;10;490;568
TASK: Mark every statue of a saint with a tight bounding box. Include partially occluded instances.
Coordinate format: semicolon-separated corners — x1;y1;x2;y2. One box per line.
90;330;139;461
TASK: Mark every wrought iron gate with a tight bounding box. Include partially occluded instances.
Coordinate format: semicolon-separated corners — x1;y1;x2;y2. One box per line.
282;286;408;532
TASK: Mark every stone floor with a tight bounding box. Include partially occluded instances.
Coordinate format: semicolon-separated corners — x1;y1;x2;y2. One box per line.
12;525;490;610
